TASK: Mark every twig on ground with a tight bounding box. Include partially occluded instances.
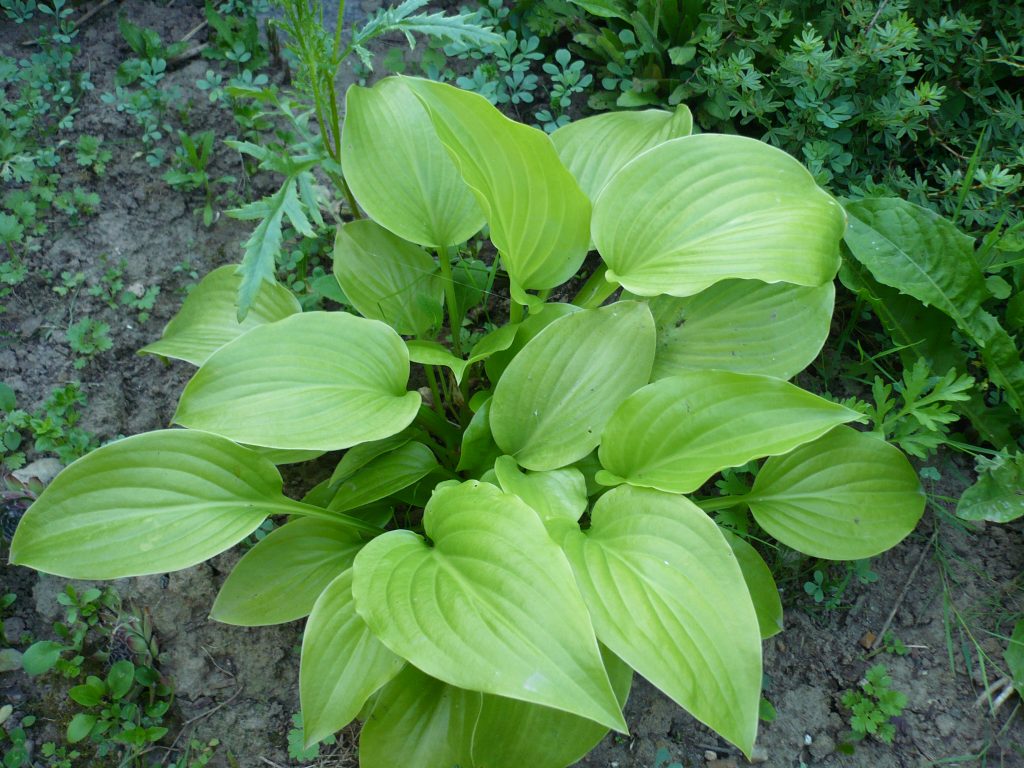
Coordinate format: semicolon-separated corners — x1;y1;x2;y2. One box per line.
870;529;939;650
976;675;1018;714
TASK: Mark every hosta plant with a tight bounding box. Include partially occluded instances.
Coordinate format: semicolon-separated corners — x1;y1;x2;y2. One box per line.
9;77;925;766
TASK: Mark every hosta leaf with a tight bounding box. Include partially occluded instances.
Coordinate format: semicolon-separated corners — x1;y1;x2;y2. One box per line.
9;430;304;579
956;452;1024;523
140;265;300;366
645;280;835;381
597;372;860;493
174;312;421;450
484;302;579;383
748;426;925;559
403;77;591;296
352;480;626;731
490;301;655;471
457;397;501;476
328;433;413;487
332;220;444;336
301;569;404;745
721;530;783;639
211;518;363;626
553;485;761;757
406;340;469;383
493;455;588;524
342;77;484;247
551;105;692;202
593;135;844;297
327;441;438;513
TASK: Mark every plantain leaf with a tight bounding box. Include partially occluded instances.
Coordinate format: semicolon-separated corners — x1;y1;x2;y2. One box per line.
490;301;655;471
403;77;591;298
593;135;844;297
493;455;588;524
721;530;783;639
551;105;692;202
174;312;421;450
748;426;925;559
300;569;405;746
332;220;444;336
644;280;835;381
342;77;484;248
9;430;310;579
327;442;438;513
597;372;860;493
352;480;626;731
211;518;363;626
140;265;301;366
552;485;762;757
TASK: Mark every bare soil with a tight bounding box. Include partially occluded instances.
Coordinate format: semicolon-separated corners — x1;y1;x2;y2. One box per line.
1;3;1022;767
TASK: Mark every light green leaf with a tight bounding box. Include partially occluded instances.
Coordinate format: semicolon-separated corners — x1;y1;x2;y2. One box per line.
493;455;588;524
551;105;692;202
644;280;835;381
327;442;438;513
300;570;405;746
328;434;413;487
210;518;363;626
748;426;925;559
333;219;444;336
593;135;844;297
721;531;783;639
342;77;484;248
140;265;300;366
9;430;301;579
597;372;860;493
457;397;501;476
174;312;421;450
403;77;591;296
352;480;626;731
553;485;762;757
484;302;579;383
956;452;1024;523
491;301;656;471
843;198;1024;413
407;340;468;383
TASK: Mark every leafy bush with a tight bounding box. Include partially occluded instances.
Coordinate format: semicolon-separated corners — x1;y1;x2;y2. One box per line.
10;78;926;766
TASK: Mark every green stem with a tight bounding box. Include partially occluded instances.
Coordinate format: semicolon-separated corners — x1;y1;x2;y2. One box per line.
437;243;464;357
272;501;382;535
424;364;444;416
695;495;749;513
572;265;618;309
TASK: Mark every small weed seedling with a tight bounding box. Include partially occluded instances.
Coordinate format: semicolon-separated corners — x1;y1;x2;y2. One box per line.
842;664;907;745
75;135;112;176
0;382;97;469
66;318;112;369
287;712;335;761
164;130;236;226
0;710;36;768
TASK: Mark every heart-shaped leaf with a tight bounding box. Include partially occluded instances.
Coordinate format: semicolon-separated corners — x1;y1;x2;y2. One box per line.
352;480;626;731
597;372;860;493
748;426;925;559
645;279;835;381
9;430;305;579
403;77;591;297
300;569;405;745
174;312;421;450
342;77;484;247
551;105;692;202
333;220;444;336
140;264;300;366
552;485;762;757
592;134;845;297
211;518;363;626
490;301;655;470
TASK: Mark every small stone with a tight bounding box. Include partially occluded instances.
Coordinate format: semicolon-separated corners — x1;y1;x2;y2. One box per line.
809;734;835;759
706;760;737;768
749;745;769;763
704;751;717;761
0;648;23;673
858;631;876;650
775;640;786;652
936;713;956;738
3;616;25;644
803;734;813;746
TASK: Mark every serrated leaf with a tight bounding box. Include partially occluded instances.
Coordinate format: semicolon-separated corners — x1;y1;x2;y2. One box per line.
342;78;484;247
300;569;405;745
552;485;762;757
551;105;692;202
593;135;844;297
748;426;925;560
327;441;438;513
352;480;626;731
493;455;587;524
8;430;308;580
333;219;444;336
211;518;363;626
956;452;1024;523
140;265;301;366
174;312;421;450
490;301;655;471
597;372;860;493
645;279;835;381
403;77;591;297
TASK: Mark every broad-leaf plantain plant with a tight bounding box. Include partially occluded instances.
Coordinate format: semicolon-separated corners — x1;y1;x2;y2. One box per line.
9;78;925;765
